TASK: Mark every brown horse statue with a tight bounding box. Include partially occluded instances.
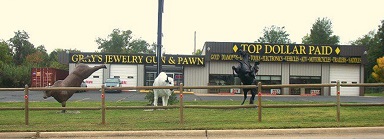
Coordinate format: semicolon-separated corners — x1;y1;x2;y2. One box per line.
43;57;106;113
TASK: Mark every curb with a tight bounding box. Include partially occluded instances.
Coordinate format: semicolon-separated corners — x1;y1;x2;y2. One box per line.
0;132;37;138
1;127;383;138
207;127;384;137
39;130;206;138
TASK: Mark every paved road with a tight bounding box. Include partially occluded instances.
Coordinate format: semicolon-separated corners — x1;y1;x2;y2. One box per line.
0;91;383;103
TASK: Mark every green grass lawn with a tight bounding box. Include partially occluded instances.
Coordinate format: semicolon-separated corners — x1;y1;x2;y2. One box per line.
0;101;383;132
365;92;384;97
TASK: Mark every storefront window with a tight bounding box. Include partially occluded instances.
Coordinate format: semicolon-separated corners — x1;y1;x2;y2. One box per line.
289;76;321;95
208;74;234;93
145;72;156;86
144;65;184;87
209;74;234;85
256;75;282;94
145;72;183;87
208;74;282;94
174;73;183;86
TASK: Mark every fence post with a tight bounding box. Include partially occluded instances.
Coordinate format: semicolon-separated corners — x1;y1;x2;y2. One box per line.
24;84;29;126
101;85;106;125
257;82;262;122
336;80;341;122
179;83;184;125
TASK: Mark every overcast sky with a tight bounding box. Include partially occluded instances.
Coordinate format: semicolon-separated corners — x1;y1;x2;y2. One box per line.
1;0;383;54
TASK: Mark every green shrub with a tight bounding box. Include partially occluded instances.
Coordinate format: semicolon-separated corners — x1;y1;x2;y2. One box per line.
144;90;179;105
0;63;32;87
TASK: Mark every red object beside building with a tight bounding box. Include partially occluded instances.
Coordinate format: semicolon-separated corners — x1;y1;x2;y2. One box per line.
31;68;68;87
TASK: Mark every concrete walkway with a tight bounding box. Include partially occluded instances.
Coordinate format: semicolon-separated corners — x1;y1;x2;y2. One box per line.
1;127;384;139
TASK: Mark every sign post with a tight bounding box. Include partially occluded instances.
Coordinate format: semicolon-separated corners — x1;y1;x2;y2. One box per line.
156;0;164;75
257;82;262;122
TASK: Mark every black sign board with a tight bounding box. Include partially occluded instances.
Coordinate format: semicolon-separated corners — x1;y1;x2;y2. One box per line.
209;43;363;64
69;53;205;66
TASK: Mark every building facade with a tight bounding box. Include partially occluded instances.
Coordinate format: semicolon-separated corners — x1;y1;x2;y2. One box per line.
64;42;367;96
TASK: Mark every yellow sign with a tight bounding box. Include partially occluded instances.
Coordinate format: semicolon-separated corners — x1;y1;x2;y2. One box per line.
234;43;338;56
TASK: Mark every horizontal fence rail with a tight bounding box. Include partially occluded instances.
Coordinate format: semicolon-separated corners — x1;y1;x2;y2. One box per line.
184;105;259;109
0;88;25;91
107;105;180;110
340;103;384;107
263;104;337;108
8;83;382;91
29;107;101;110
340;83;384;87
0;82;383;126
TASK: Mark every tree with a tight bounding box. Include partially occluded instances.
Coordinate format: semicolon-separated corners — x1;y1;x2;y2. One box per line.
0;63;33;87
1;30;37;87
302;18;340;45
256;25;291;44
378;20;384;56
48;48;80;70
23;45;50;67
36;45;47;53
149;43;157;54
372;57;384;82
193;49;202;55
96;29;132;53
352;20;384;82
128;39;155;54
25;51;48;67
8;30;36;65
372;20;384;83
0;40;13;87
0;41;12;64
96;29;154;54
351;31;380;82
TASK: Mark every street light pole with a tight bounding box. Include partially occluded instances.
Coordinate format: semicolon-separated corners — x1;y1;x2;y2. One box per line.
156;0;164;76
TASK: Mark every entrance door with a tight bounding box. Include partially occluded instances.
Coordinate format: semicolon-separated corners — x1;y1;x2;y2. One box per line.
110;65;137;88
83;64;104;88
330;64;360;96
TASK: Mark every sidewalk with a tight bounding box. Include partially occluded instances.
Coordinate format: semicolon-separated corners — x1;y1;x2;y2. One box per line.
1;127;384;139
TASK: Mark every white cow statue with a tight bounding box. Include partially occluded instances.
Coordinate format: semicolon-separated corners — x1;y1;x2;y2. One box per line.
153;72;175;106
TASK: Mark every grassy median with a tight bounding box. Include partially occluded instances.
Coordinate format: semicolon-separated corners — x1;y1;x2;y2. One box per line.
0;101;383;131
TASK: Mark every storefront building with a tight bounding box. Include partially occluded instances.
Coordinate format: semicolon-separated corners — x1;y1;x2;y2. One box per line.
200;42;367;96
63;41;366;96
65;53;204;91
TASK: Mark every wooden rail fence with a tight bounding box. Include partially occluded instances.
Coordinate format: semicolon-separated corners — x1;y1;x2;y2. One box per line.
0;81;384;125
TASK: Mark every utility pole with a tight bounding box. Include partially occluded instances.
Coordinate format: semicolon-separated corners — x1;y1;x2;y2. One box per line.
156;0;164;76
194;31;196;54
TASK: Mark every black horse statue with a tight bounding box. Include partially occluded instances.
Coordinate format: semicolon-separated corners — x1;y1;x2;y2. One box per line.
232;48;259;105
